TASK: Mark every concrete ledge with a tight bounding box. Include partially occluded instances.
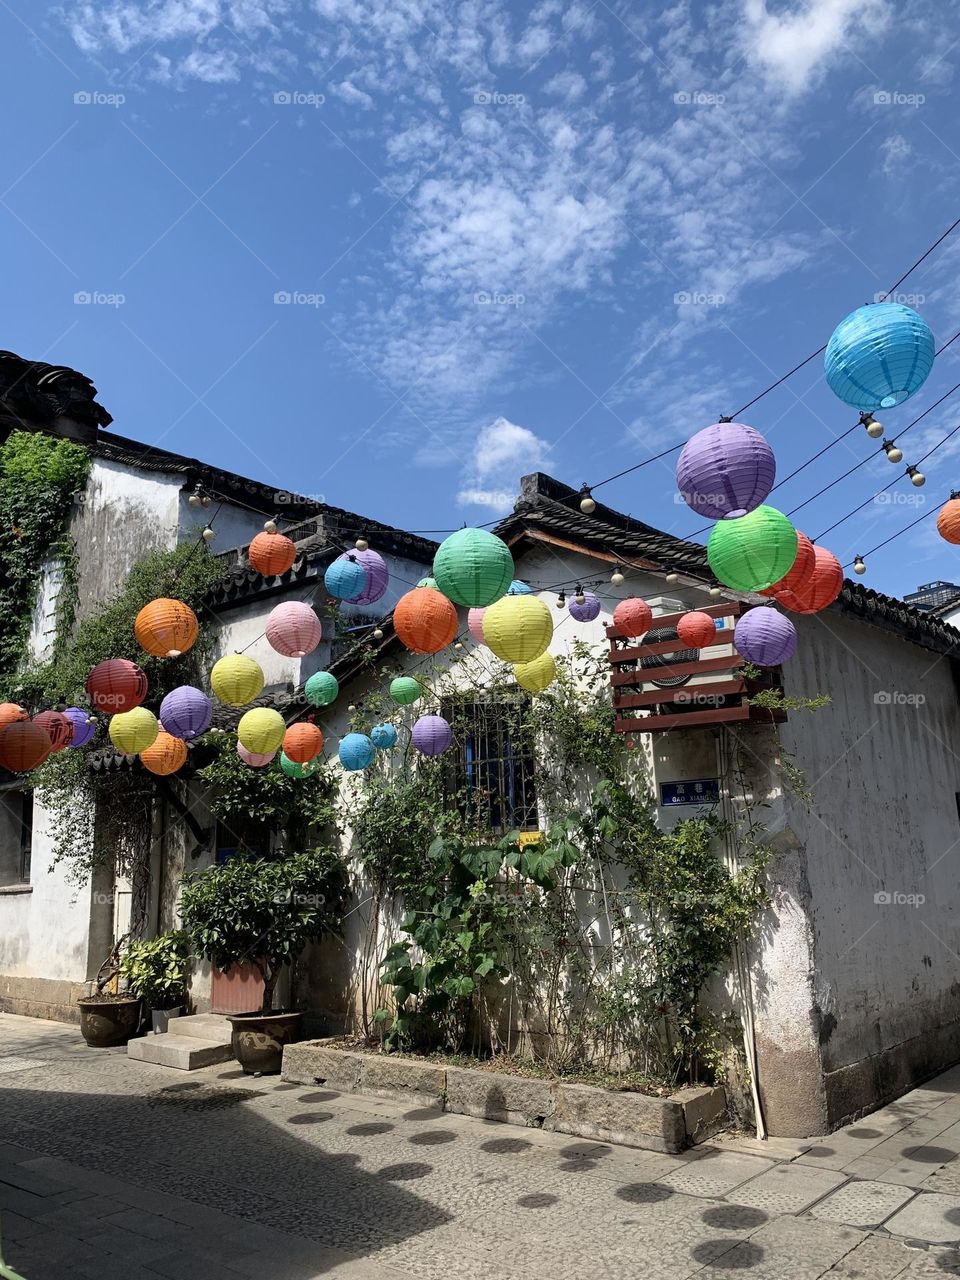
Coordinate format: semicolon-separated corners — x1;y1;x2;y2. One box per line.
280;1042;727;1152
127;1036;233;1070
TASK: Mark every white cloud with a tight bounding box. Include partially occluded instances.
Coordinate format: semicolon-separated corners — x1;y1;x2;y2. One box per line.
330;78;375;109
741;0;891;95
457;416;549;511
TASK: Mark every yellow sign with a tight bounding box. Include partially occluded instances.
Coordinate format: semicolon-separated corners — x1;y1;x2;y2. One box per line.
517;832;544;849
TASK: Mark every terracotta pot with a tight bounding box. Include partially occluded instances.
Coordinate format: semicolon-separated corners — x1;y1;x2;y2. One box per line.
77;997;142;1048
227;1010;304;1074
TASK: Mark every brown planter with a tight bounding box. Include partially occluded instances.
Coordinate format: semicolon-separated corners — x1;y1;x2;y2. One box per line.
227;1010;304;1074
77;997;142;1048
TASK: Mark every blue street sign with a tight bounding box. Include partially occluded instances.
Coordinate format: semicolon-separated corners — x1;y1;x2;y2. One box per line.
660;778;720;807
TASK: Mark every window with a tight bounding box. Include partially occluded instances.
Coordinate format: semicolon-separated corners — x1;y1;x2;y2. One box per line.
442;696;538;833
0;787;33;885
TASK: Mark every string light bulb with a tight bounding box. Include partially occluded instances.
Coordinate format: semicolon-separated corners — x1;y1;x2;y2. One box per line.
263;518;278;534
611;566;625;586
860;411;883;439
201;527;215;543
579;486;596;514
355;537;369;552
709;586;722;597
906;465;926;487
854;555;866;575
372;627;384;640
556;591;566;609
882;439;903;464
665;570;679;585
575;585;586;605
188;486;203;508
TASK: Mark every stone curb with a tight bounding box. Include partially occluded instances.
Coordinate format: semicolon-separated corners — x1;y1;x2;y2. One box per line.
280;1040;726;1152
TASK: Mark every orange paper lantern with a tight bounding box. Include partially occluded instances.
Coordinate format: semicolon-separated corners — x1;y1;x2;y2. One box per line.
937;496;960;545
0;722;52;772
778;546;843;614
676;611;717;649
0;703;28;729
140;731;188;776
32;711;73;753
86;659;148;714
283;722;324;764
249;532;296;577
393;588;458;654
135;598;199;658
613;598;653;637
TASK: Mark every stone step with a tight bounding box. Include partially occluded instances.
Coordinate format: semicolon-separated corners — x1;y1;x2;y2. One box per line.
127;1035;234;1071
166;1014;232;1044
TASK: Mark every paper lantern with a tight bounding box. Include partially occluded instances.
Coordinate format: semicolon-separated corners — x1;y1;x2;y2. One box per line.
938;497;960;545
134;598;199;658
707;506;798;593
339;732;376;771
761;530;815;599
676;611;717;649
825;303;935;411
0;703;28;729
514;652;557;693
676;422;776;517
613;598;653;637
0;722;52;771
211;655;264;706
159;686;212;740
433;529;514;607
417;576;438;589
777;546;843;614
304;671;339;707
569;592;601;622
280;751;318;779
33;711;73;753
411;714;452;757
390;676;421;706
283;722;323;764
238;707;285;756
140;731;187;776
249;531;296;577
266;602;322;658
371;723;398;750
86;659;148;714
346;549;389;605
734;608;797;666
237;742;275;767
482;596;553;663
324;554;367;600
64;707;96;748
394;588;458;654
468;607;488;644
109;707;159;755
507;580;532;596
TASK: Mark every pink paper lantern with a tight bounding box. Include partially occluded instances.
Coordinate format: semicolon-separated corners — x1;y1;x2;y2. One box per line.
265;602;322;658
237;742;276;767
468;607;487;645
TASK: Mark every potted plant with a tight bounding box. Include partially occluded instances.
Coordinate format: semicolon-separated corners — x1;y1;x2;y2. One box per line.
179;848;349;1073
120;931;191;1033
77;937;142;1048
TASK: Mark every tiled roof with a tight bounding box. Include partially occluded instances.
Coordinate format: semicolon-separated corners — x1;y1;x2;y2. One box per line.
0;350;112;436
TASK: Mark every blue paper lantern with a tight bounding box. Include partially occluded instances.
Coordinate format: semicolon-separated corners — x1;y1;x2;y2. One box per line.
370;723;398;751
325;554;367;600
507;580;532;595
339;732;376;771
824;303;934;411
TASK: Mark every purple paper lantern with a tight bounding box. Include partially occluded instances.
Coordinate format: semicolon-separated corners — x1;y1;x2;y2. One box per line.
411;714;452;757
734;608;797;667
568;591;601;622
64;706;96;748
347;549;389;605
676;422;776;518
159;685;213;740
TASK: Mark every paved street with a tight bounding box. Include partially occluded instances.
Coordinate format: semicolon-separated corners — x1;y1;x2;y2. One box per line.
2;1016;960;1278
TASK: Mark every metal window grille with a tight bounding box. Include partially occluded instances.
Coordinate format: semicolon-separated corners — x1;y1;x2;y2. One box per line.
0;787;32;884
441;696;539;833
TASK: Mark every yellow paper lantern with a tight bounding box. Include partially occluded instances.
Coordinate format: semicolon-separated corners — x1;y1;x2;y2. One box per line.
513;652;556;693
237;707;285;755
211;655;265;707
482;595;553;664
140;731;188;776
109;707;159;755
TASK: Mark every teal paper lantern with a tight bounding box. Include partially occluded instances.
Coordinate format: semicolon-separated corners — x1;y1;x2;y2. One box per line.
390;676;421;706
371;723;398;750
339;732;376;771
280;751;318;779
824;303;935;411
507;580;532;595
707;505;798;593
325;554;367;600
304;671;339;708
417;576;438;589
433;529;514;607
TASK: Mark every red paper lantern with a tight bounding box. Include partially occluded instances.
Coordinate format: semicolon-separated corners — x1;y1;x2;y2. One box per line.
676;611;717;649
937;497;960;545
32;711;73;753
613;598;653;637
761;529;815;598
0;703;28;730
0;722;52;772
140;731;188;776
86;659;149;714
249;532;296;577
393;588;458;654
283;722;323;764
778;546;844;614
135;598;199;658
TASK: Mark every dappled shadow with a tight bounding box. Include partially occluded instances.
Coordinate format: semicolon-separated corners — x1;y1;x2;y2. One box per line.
377;1161;433;1181
702;1205;768;1230
692;1240;765;1269
559;1142;612;1160
802;1146;836;1158
517;1192;559;1208
902;1145;959;1164
616;1182;673;1204
346;1122;395;1136
403;1106;445;1121
408;1129;457;1146
480;1136;533;1154
286;1111;334;1125
845;1127;882;1138
298;1090;341;1103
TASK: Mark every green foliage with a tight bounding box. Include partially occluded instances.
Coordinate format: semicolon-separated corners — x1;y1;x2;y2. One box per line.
120;930;191;1009
180;848;350;1011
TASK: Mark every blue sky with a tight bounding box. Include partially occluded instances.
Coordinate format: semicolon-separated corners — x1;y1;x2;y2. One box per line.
4;0;960;599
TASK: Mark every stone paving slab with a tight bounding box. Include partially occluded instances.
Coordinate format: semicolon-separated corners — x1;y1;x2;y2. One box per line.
660;1147;776;1198
820;1233;919;1277
731;1162;850;1215
809;1179;917;1229
884;1191;960;1244
695;1214;866;1278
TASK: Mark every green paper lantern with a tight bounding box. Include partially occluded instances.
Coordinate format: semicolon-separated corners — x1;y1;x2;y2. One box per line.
433;528;514;607
417;576;438;589
304;671;339;708
280;751;318;779
390;676;421;706
707;505;798;593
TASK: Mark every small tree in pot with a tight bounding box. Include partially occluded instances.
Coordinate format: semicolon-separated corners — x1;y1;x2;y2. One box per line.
120;930;191;1033
179;848;349;1073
